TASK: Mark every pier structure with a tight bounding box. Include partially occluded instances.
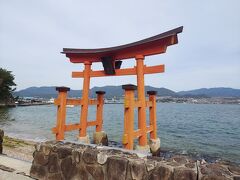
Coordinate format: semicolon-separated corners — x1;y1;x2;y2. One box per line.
52;26;183;152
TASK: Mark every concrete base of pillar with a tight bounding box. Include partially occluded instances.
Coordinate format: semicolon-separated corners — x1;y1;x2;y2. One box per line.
78;135;90;144
149;138;161;156
93;131;108;146
135;145;150;153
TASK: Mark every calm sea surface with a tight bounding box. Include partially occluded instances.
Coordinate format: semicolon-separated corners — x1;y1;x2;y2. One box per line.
0;103;239;164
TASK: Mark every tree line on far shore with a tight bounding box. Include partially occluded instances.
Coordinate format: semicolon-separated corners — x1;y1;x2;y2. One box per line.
0;68;16;105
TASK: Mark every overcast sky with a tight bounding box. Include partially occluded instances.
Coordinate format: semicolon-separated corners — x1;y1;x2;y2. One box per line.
0;0;239;91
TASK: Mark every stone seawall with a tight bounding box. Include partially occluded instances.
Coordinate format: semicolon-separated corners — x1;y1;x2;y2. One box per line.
30;141;240;180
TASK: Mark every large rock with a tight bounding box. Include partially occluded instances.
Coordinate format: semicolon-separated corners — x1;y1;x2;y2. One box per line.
48;153;60;173
57;146;72;159
185;162;196;169
82;147;98;164
72;150;81;164
145;159;156;172
107;156;129;180
85;164;104;180
129;159;148;179
61;156;78;179
174;167;197;180
41;144;53;156
33;151;49;166
198;162;232;180
97;151;108;165
149;163;174;180
172;156;188;164
30;165;47;179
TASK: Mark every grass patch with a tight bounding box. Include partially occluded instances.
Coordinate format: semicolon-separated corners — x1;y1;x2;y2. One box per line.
3;136;31;148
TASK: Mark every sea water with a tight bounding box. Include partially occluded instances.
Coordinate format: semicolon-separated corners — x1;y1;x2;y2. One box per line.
0;103;239;164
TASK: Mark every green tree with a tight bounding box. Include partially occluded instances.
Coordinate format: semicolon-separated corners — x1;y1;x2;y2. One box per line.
0;68;16;103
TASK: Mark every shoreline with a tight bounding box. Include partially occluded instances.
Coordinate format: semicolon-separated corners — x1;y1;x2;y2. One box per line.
1;133;240;179
1;100;240;109
2;133;239;167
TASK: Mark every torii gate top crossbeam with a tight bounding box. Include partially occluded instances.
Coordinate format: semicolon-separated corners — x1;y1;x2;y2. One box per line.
62;26;183;63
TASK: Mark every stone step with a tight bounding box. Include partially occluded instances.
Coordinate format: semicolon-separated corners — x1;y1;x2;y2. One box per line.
0;155;33;179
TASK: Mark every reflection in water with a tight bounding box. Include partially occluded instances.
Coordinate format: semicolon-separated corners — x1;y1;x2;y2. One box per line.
0;108;15;125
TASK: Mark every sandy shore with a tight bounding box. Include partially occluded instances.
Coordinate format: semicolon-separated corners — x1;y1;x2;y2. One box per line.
2;136;36;162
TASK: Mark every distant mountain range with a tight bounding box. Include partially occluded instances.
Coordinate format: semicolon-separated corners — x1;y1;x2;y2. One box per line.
178;88;240;97
14;86;240;98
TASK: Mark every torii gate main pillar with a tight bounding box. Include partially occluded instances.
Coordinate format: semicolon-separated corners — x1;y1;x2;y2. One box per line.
135;55;148;148
79;61;92;143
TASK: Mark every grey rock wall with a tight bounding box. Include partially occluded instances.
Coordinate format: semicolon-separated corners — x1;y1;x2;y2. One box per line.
30;141;240;180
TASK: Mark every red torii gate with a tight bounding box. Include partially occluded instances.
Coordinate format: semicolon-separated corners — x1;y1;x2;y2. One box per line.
53;26;183;152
